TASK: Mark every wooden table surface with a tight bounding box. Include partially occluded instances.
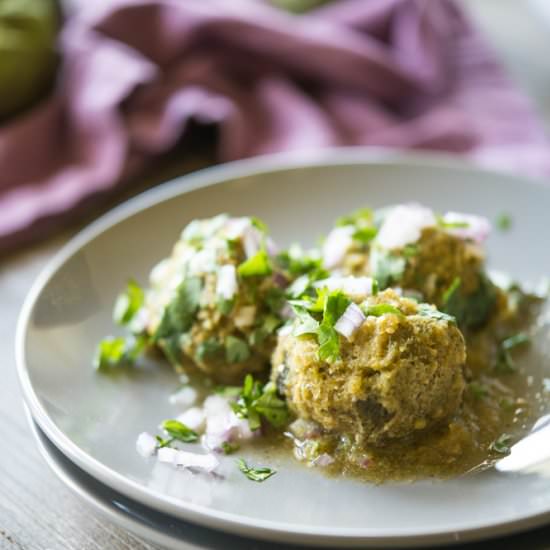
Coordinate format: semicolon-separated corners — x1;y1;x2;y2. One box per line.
3;1;550;548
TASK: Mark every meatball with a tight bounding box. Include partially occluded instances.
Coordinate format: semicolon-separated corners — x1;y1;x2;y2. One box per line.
272;288;466;445
144;215;287;384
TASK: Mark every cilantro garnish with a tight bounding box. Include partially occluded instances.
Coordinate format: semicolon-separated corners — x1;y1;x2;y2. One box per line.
221;441;240;455
154;277;202;341
276;245;326;278
502;332;530;350
442;277;461;306
336;207;373;228
161;419;199;443
436;215;469;229
113;279;144;326
416;303;456;324
442;274;496;329
231;375;289;431
495;332;530;374
238;249;272;277
317;291;351;362
237;458;276;482
371;279;379;296
225;336;251;364
288;289;351;362
352;226;377;244
248;315;283;346
195;338;224;362
250;216;269;234
469;381;489;399
94;335;147;372
490;433;512;455
369;247;406;289
291;305;320;336
496;212;512;232
361;303;404;318
217;297;234;316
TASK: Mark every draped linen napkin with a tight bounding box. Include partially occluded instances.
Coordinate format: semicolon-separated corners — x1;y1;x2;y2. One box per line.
1;0;549;253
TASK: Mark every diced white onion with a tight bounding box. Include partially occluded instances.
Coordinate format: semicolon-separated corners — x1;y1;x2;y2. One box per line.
188;248;217;275
313;453;335;467
216;264;238;300
277;324;293;337
169;386;198;409
149;258;172;287
136;432;157;458
442;212;491;243
315;276;373;298
157;447;178;463
243;226;263;258
322;226;354;269
177;407;205;432
376;204;436;249
224;217;251;240
172;450;219;472
265;237;279;256
334;303;366;339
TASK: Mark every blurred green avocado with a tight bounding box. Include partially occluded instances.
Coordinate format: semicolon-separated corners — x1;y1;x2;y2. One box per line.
0;0;59;120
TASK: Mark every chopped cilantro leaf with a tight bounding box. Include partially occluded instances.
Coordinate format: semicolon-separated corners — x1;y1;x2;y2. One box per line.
225;336;251;364
496;212;512;232
402;244;418;258
221;441;239;455
231;375;289;430
370;247;406;289
250;216;269;234
161;419;199;443
155;435;174;449
217;297;234;316
254;382;290;427
442;274;496;329
495;333;530;374
502;332;530;350
289;289;350;362
317;291;351;363
237;458;276;482
214;385;242;398
490;433;512;455
154;277;202;341
264;287;286;315
353;226;377;244
317;323;341;363
238;249;272;277
94;335;146;372
196;338;224;362
291;305;320;336
158;334;183;367
275;245;325;278
113;279;144;326
336;207;373;228
361;303;404;318
442;277;461;306
469;381;489;399
287;275;310;298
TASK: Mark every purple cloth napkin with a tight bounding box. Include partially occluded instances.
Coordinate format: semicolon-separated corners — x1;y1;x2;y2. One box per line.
1;0;549;254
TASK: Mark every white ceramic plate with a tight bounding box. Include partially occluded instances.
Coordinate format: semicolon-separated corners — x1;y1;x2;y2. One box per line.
16;150;550;547
25;409;550;550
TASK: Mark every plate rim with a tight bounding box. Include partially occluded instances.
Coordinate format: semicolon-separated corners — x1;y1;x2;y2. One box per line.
15;147;550;546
